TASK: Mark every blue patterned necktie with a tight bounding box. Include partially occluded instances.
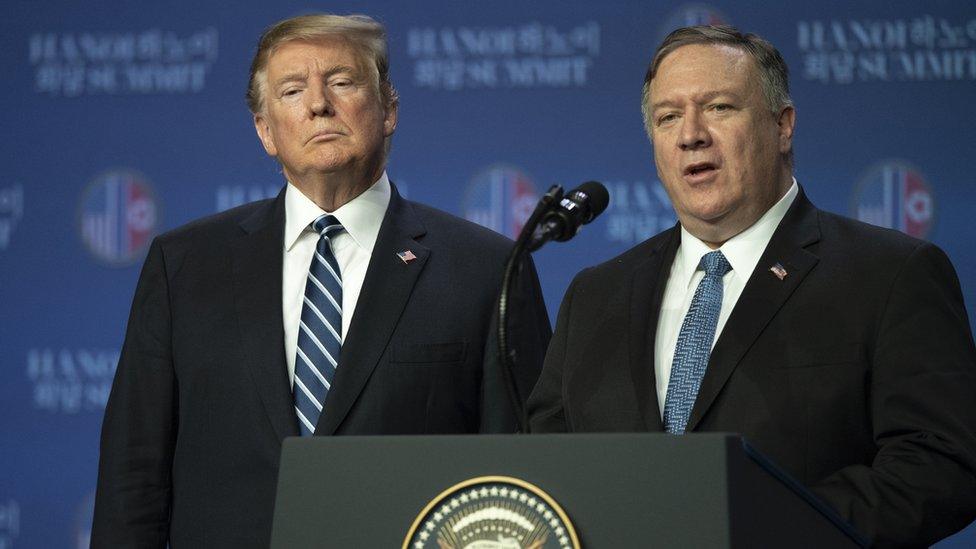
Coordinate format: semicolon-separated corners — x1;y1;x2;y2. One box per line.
294;214;344;436
663;250;732;434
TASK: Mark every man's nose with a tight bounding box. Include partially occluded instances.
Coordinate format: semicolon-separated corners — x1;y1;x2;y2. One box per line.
678;110;711;151
307;85;334;117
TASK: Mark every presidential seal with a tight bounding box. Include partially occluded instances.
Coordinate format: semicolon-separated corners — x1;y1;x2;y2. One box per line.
404;476;580;549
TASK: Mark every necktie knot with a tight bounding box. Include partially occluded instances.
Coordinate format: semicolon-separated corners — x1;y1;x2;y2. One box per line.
699;250;732;278
312;214;343;238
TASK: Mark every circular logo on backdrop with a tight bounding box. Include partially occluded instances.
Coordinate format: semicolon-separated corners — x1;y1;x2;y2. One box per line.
78;169;158;266
659;4;730;39
404;476;579;549
463;165;539;239
851;160;935;239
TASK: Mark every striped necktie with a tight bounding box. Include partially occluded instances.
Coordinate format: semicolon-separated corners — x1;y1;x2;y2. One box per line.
293;214;344;436
663;250;732;434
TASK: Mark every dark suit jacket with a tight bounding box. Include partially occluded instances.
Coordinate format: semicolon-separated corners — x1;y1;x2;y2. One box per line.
92;185;551;548
527;189;976;547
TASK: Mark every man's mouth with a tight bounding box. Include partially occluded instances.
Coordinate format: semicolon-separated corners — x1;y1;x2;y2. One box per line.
308;130;344;143
684;162;718;176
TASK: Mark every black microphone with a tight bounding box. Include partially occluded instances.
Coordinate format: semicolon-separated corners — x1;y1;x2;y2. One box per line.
497;180;609;432
528;181;609;251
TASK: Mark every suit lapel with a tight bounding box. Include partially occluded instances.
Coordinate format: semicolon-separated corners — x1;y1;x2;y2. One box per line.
686;190;822;431
316;186;429;435
629;227;680;432
231;188;299;441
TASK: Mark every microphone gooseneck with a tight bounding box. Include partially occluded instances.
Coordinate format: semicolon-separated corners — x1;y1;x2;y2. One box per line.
497;181;609;433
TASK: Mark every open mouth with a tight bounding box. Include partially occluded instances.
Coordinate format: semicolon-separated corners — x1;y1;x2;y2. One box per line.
684;162;717;176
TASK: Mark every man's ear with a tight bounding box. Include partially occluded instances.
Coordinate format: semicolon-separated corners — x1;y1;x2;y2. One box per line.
777;106;796;155
253;113;278;157
383;99;398;137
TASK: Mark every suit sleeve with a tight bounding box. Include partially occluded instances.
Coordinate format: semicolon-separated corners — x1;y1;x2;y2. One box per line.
526;273;580;433
91;238;176;548
480;254;552;433
810;242;976;547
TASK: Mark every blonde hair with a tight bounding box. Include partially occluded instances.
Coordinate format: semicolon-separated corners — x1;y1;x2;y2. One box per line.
246;13;398;114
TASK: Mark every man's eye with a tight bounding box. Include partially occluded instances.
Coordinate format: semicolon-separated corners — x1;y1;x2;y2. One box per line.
657;113;678;125
712;104;732;112
282;88;301;97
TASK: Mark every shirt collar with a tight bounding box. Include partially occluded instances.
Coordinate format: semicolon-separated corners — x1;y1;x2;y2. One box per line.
284;171;391;252
674;178;798;289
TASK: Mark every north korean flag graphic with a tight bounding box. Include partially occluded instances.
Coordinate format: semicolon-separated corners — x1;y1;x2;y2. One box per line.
80;170;158;265
854;161;934;239
463;165;539;240
507;171;538;239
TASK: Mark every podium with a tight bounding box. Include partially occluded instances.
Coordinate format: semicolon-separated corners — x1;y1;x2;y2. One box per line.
270;433;866;547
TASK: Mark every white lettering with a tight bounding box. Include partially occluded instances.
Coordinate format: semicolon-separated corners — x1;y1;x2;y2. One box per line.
27;349;120;413
124;63;154;91
503;57;590;87
123;63;207;93
439;29;460;56
408;29;437;57
29;34;57;63
409;22;600;90
87;65;118;93
153;64;191;91
77;350;119;377
897;50;976;80
458;28;516;56
604;181;675;244
59;349;79;379
78;34;113;61
30;29;218;96
466;60;497;86
27;349;55;380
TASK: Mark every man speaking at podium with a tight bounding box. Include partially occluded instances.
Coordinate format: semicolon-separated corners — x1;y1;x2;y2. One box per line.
527;26;976;547
92;14;550;547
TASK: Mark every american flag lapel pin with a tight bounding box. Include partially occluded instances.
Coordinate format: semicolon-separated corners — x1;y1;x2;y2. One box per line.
396;250;417;264
769;262;788;280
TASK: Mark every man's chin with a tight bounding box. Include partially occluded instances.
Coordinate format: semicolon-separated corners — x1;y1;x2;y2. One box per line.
681;204;732;226
285;160;351;177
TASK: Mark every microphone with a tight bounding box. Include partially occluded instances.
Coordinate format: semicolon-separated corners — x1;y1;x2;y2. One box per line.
497;180;609;433
528;181;609;251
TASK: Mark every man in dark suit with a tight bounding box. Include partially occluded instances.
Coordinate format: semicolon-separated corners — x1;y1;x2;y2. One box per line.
92;14;550;547
527;25;976;547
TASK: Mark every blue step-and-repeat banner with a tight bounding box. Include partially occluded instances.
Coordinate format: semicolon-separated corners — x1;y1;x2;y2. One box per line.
2;1;974;547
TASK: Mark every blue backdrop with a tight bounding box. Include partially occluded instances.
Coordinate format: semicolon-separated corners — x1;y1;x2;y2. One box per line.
2;1;974;547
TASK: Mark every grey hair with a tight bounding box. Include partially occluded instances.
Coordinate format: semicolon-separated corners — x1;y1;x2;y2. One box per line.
640;25;793;137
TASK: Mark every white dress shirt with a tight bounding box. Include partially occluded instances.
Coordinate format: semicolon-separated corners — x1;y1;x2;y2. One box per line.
282;173;391;386
654;180;798;417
